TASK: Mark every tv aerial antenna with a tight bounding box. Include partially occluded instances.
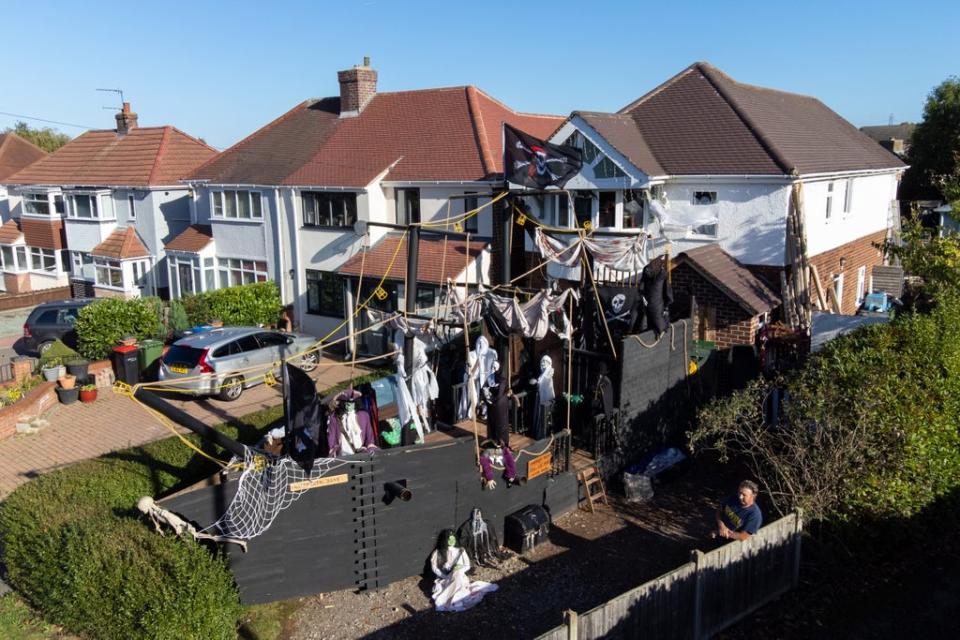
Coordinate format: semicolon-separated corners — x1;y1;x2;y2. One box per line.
97;88;125;110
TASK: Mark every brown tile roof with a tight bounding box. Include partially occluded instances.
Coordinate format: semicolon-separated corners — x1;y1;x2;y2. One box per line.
91;226;150;259
0;218;23;244
165;224;213;252
0;134;47;181
189;87;563;187
609;62;905;176
675;244;780;315
6;126;217;187
338;233;486;284
575;112;666;176
21;218;64;250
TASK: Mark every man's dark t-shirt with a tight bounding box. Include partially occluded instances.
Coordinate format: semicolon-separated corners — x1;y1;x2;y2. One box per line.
719;494;762;534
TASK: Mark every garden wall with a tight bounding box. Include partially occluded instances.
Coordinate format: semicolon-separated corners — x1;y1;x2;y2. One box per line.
0;381;56;440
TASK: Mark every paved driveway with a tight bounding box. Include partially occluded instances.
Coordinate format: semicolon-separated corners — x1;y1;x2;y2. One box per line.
0;359;370;498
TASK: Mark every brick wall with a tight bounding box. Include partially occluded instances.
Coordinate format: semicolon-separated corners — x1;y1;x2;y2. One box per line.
0;381;56;441
337;67;378;114
2;272;32;295
0;286;71;311
808;230;887;315
670;263;761;349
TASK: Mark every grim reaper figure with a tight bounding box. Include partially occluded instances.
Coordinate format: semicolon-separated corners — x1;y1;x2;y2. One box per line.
457;508;508;568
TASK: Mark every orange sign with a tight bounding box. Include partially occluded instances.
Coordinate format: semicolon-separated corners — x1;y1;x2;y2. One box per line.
527;452;552;480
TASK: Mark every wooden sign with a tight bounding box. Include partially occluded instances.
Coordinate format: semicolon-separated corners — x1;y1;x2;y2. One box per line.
289;473;349;492
527;452;552;480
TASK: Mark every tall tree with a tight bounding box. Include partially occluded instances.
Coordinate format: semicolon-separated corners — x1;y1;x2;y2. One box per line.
2;121;71;153
905;77;960;205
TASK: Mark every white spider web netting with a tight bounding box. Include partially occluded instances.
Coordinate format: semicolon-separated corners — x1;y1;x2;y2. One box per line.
203;446;351;540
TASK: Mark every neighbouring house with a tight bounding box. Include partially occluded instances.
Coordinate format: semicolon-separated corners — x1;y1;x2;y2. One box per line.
2;104;217;298
0;133;48;292
184;58;562;346
529;62;905;328
860;122;915;158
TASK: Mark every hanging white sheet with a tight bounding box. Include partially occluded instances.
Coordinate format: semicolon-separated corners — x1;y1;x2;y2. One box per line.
648;198;719;236
534;228;649;273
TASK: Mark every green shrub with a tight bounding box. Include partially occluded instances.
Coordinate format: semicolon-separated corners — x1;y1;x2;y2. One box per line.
0;404;284;639
167;298;190;336
37;340;78;369
181;281;281;328
75;297;164;359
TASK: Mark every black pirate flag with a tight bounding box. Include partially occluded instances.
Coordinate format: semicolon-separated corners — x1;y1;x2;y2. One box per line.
597;286;640;337
504;124;582;189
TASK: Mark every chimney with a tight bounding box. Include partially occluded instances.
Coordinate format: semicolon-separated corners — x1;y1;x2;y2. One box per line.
115;102;138;136
337;57;377;118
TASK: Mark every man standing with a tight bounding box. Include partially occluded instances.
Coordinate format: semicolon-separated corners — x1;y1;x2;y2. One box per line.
713;480;763;541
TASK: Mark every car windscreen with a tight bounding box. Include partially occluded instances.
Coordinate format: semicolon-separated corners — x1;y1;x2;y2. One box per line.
162;345;204;367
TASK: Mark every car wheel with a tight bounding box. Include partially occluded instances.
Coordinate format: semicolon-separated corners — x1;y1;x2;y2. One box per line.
298;351;320;372
37;341;54;356
219;376;244;402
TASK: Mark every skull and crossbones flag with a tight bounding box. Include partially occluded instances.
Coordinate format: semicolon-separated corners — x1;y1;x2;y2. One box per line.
597;286;640;335
504;124;582;189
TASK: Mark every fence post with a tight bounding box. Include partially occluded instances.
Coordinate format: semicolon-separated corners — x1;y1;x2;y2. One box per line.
792;509;803;587
565;609;578;640
690;549;704;640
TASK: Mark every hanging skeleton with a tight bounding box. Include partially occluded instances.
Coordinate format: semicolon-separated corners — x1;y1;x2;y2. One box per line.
457;508;508;568
137;496;247;551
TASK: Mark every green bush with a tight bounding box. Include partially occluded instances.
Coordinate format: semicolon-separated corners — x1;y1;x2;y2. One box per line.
167;298;190;336
181;281;281;328
37;340;78;369
75;297;164;360
0;405;283;639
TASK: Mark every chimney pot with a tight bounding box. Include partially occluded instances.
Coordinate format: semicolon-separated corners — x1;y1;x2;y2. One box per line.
338;60;377;117
363;56;370;67
115;103;138;136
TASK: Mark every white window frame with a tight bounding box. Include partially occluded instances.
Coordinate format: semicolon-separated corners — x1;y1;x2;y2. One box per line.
843;178;854;215
855;266;867;307
211;189;263;220
22;191;64;217
29;247;58;273
833;273;844;310
94;257;123;288
71;251;95;280
217;257;268;287
65;190;113;220
1;244;28;272
825;182;835;222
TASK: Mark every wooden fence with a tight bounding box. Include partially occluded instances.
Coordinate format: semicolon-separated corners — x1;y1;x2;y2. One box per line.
537;511;803;640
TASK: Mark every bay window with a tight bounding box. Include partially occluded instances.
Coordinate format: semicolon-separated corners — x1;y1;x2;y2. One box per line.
212;190;263;219
302;191;357;227
69;194;99;219
218;258;267;287
30;247;57;272
94;257;123;288
23;192;64;216
1;245;28;271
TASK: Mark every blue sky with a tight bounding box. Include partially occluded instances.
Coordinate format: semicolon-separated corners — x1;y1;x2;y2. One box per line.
3;1;956;150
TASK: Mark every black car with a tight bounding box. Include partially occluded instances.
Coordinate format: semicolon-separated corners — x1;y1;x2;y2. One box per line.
22;298;94;354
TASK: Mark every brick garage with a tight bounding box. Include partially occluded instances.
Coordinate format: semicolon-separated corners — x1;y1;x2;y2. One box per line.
671;245;780;350
808;230;887;315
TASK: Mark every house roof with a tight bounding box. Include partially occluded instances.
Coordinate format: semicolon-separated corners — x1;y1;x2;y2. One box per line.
6;126;217;187
188;86;563;187
91;227;150;259
675;244;780;315
0;133;47;182
165;224;213;253
580;62;907;177
338;233;486;284
0;218;23;244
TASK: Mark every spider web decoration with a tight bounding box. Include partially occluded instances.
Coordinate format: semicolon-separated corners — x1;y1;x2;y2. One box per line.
203;446;352;540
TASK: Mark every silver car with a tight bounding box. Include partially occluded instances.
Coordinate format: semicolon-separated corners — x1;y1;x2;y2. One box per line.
158;327;321;401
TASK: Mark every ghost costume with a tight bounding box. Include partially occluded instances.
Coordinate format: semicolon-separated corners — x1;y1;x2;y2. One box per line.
410;338;438;432
532;355;555;440
392;350;425;442
430;541;498;612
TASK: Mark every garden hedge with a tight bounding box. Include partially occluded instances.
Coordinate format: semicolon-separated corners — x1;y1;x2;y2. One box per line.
0;369;390;639
181;281;282;329
75;297;164;360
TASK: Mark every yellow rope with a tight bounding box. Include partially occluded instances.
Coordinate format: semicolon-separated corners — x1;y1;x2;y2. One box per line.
581;242;618;360
351;233;369;380
417;191;508;228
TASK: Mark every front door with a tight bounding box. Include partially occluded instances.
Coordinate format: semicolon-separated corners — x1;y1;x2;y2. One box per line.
178;263;193;297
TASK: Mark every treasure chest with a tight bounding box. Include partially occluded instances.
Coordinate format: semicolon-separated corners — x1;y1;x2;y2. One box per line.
504;504;550;554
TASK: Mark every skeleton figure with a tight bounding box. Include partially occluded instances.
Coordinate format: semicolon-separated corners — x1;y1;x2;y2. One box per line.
137;496;247;551
457;508;508;568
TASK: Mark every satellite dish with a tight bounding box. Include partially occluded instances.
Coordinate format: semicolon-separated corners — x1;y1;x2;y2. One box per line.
354;219;369;236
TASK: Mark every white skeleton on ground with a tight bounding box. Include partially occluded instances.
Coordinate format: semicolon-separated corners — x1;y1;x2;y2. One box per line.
137;496;248;551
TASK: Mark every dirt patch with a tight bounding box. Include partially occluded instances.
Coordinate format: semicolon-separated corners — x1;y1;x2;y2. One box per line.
287;455;747;640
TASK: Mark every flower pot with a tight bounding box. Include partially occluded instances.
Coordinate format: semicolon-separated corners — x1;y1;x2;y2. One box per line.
66;359;90;380
58;374;77;390
79;387;97;403
56;386;80;405
42;366;62;382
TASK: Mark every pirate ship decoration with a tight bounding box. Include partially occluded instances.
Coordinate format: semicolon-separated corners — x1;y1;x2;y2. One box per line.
132;124;690;605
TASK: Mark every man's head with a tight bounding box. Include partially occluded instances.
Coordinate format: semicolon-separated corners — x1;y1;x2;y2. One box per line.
738;480;759;507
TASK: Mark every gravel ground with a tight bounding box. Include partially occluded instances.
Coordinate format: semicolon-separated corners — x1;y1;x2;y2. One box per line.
287;455;745;640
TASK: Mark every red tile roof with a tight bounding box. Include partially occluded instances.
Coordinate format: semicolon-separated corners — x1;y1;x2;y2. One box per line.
7;126;217;187
189;87;563;187
338;233;486;284
592;62;907;177
0;134;47;182
165;224;213;252
0;219;23;244
22;218;64;250
675;244;780;315
91;227;150;259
